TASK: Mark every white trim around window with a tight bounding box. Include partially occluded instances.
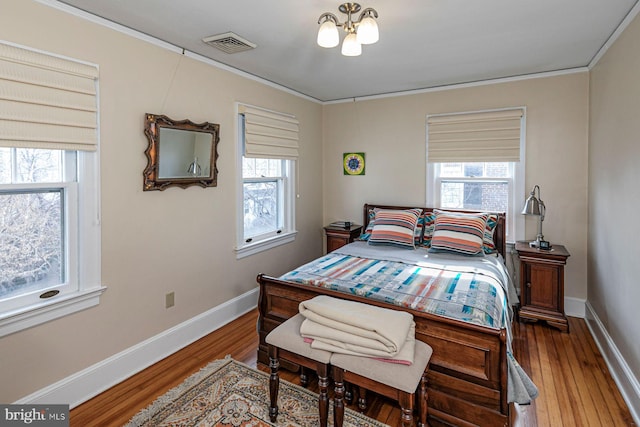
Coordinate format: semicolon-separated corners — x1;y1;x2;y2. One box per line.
234;103;297;259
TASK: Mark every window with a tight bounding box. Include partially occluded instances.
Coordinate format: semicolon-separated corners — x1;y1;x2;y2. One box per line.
426;109;526;242
0;41;103;336
236;106;297;258
438;162;511;211
431;162;518;238
243;157;289;239
0;147;102;336
1;149;74;308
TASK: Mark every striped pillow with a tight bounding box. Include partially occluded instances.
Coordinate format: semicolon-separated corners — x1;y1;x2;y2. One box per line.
414;213;426;246
357;208;377;241
419;212;437;247
360;208;424;246
431;211;489;255
368;208;422;249
483;213;499;254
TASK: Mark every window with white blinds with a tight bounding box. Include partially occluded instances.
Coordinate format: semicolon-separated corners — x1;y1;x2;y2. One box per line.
426;108;526;243
427;108;523;163
0;40;98;152
236;104;298;258
0;41;102;337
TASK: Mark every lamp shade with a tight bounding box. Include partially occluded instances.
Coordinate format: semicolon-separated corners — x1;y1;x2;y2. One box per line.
317;20;339;48
521;195;542;216
357;15;379;44
341;32;361;56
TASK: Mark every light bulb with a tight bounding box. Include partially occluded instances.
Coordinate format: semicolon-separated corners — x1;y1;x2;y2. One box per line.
356;15;379;45
317;20;339;48
341;32;361;56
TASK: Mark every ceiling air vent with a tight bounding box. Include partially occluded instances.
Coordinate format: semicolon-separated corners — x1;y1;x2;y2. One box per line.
202;32;257;54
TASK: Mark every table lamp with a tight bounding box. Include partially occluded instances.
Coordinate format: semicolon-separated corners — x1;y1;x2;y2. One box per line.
521;185;549;248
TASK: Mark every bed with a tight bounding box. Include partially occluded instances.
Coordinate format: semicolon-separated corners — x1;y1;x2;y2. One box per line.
257;204;532;426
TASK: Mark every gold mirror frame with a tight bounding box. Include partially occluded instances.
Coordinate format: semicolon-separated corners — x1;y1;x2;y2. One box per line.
143;113;220;191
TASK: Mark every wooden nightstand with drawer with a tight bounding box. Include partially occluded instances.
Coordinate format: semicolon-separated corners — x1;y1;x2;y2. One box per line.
324;223;362;253
516;241;571;332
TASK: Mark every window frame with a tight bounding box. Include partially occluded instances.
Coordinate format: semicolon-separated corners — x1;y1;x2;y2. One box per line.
0;183;74;311
242;161;285;240
235;106;296;259
0;149;104;337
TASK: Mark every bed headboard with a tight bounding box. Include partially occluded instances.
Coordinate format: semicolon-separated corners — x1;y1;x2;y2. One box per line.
363;203;507;257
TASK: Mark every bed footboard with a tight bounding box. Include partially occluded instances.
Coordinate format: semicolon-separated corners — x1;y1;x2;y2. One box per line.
257;274;510;427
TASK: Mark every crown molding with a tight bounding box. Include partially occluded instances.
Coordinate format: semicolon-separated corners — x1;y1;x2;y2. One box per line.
588;0;640;69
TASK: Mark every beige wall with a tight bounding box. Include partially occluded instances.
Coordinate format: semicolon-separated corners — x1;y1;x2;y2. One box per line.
589;13;640;378
0;0;323;402
322;74;590;302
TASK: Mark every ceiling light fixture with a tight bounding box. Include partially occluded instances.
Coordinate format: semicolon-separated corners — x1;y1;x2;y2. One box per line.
317;3;379;57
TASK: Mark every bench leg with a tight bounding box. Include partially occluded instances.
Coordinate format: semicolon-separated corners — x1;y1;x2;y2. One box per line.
417;371;428;427
317;362;329;427
300;366;309;387
344;382;354;404
332;366;345;427
357;386;367;411
399;392;414;427
268;346;279;422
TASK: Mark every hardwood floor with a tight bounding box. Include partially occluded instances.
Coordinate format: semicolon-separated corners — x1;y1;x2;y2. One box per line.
70;310;635;426
511;317;635;427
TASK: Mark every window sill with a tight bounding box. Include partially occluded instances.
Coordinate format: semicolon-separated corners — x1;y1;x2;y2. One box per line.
0;285;107;338
235;231;297;259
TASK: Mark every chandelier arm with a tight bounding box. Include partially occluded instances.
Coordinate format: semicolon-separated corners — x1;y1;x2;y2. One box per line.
357;7;378;22
317;12;340;25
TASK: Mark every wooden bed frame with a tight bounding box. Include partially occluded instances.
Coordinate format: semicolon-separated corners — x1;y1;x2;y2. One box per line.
257;204;511;427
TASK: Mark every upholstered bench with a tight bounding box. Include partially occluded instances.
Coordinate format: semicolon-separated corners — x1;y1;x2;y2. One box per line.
265;313;332;427
331;340;432;427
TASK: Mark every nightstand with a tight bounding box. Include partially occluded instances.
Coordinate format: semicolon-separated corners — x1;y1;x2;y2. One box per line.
516;241;570;332
324;223;362;253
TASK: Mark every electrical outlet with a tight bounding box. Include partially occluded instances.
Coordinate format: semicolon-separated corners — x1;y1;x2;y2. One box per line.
165;292;175;308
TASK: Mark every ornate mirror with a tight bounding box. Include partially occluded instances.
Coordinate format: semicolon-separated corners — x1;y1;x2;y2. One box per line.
143;113;220;191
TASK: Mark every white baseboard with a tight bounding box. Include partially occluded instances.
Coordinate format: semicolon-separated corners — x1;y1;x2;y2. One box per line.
565;296;586;318
585;302;640;425
15;288;259;409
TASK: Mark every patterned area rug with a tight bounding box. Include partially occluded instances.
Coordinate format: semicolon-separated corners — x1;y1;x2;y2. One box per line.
125;357;389;427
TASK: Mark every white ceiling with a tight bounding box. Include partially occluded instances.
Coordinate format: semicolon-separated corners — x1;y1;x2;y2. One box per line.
56;0;639;102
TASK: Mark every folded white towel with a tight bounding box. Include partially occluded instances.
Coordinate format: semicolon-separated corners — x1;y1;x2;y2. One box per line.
303;319;416;364
298;295;414;356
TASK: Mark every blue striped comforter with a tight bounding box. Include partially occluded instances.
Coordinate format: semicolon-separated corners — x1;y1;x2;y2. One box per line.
280;242;510;330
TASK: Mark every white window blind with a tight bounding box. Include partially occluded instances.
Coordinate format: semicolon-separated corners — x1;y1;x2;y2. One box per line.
0;41;98;152
427;108;523;163
239;105;299;160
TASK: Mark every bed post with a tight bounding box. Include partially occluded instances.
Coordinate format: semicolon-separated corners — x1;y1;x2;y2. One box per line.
363;204;371;230
500;328;509;418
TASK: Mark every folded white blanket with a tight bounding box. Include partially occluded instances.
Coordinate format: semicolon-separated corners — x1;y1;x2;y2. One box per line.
303;319;416;364
298;295;414;356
